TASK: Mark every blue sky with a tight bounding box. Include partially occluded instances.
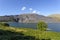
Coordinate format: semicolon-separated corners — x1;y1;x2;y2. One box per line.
0;0;60;16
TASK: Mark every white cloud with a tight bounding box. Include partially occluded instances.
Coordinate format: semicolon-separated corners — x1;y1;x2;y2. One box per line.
29;8;33;11
21;6;26;11
32;10;36;13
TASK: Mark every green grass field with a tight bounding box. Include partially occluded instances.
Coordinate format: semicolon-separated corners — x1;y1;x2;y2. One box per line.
0;23;60;40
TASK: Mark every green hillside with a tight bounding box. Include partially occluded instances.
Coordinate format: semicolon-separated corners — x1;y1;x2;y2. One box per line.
0;23;60;40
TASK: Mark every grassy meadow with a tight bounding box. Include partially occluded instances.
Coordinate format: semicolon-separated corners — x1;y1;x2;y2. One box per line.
0;22;60;40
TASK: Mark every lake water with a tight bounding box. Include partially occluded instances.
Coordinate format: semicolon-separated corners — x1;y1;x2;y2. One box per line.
7;22;60;32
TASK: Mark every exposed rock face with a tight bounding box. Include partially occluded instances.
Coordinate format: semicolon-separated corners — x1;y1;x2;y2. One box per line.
18;14;60;23
0;13;60;23
0;15;19;22
0;16;13;22
18;14;44;23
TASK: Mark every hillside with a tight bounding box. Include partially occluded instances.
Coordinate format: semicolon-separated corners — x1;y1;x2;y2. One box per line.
48;14;60;21
0;23;60;40
18;13;60;23
0;13;60;23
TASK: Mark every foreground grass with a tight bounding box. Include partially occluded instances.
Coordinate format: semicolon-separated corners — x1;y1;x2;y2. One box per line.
0;23;60;40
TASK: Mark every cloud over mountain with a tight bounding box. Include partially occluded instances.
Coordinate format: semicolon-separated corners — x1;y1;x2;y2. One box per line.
21;6;26;11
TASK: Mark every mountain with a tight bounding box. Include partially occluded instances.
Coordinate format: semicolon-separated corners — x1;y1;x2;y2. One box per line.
0;15;19;22
48;14;60;21
0;13;60;23
18;13;60;23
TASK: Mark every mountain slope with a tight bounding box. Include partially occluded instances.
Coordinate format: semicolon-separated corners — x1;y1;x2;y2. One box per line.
48;14;60;21
0;13;60;23
0;22;60;40
18;13;60;23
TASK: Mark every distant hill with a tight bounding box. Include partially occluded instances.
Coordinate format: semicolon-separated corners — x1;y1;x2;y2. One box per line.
0;13;60;23
48;14;60;21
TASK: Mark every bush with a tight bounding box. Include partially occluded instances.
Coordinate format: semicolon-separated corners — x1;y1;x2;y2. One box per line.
0;22;9;26
37;21;48;31
3;23;9;27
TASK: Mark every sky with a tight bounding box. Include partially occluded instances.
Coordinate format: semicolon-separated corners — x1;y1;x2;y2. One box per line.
0;0;60;16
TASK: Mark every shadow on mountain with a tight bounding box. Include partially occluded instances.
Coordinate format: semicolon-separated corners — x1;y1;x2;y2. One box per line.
0;29;40;40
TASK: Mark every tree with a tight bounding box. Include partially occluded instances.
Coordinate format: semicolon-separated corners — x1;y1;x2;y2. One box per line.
37;21;48;31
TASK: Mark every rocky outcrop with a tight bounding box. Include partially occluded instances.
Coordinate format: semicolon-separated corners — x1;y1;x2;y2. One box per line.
0;13;60;23
18;14;60;23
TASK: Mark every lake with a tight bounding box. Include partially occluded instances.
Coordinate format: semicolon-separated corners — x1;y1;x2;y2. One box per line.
7;22;60;32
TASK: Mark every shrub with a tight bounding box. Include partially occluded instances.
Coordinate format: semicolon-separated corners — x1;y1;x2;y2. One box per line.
3;23;9;27
0;22;9;27
37;21;48;31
